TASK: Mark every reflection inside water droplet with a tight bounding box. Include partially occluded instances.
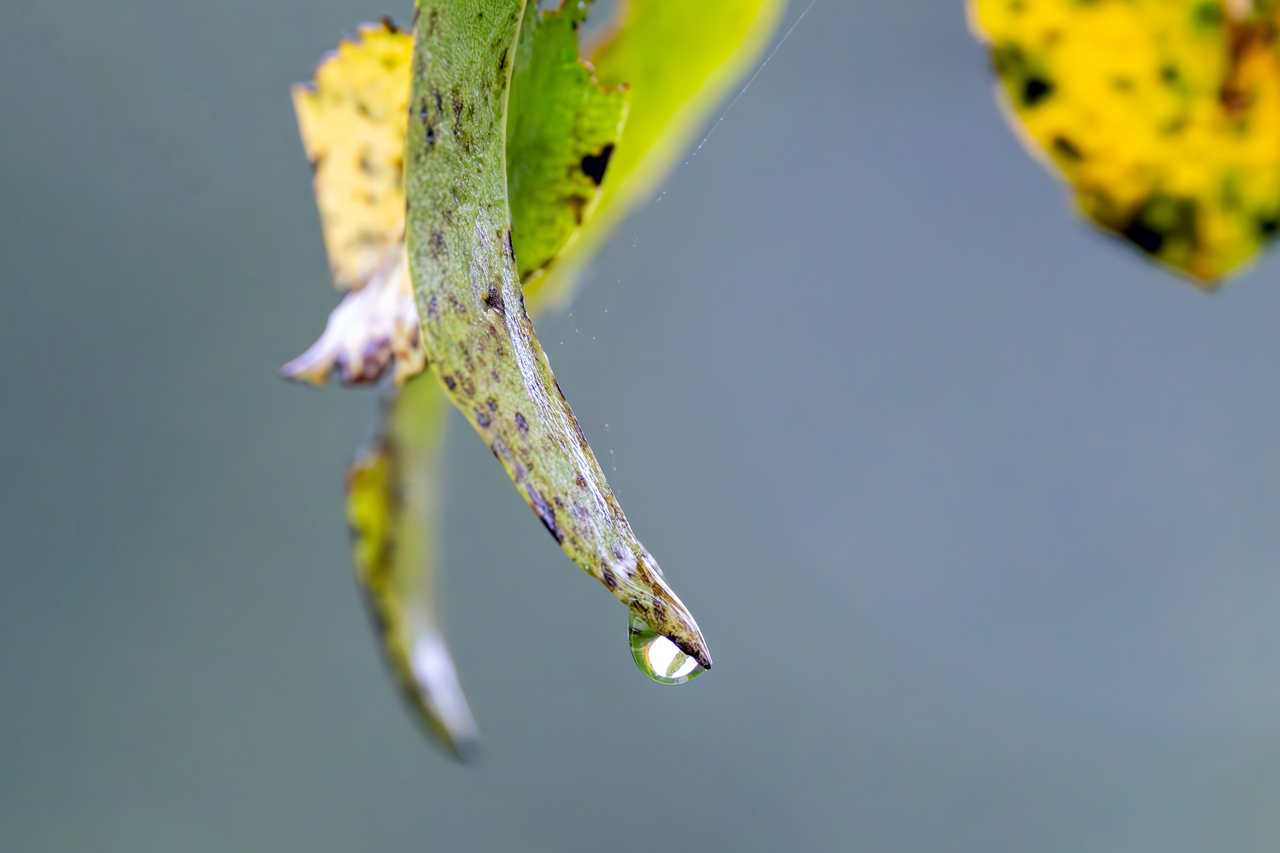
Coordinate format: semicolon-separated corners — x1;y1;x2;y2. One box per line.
628;612;704;685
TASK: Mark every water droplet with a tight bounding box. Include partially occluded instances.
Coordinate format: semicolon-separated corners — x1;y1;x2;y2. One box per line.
628;612;704;685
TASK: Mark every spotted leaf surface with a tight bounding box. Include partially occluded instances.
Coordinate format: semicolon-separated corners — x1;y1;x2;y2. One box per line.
971;0;1280;284
406;0;712;667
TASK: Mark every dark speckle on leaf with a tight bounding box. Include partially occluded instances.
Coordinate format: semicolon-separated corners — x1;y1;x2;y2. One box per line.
528;487;563;543
1053;135;1083;161
485;283;505;316
1022;76;1054;106
1123;217;1165;254
581;144;614;186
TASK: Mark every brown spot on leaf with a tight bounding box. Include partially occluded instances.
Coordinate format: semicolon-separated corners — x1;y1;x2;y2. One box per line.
484;283;506;316
528;487;563;543
650;598;667;625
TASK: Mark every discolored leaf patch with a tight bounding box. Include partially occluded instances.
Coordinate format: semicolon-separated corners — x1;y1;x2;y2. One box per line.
293;21;412;291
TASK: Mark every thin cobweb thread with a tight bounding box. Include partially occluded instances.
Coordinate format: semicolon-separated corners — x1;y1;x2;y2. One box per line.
691;0;820;156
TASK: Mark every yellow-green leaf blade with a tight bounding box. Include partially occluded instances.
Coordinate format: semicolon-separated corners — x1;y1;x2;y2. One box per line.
347;375;479;760
507;1;628;279
524;0;789;311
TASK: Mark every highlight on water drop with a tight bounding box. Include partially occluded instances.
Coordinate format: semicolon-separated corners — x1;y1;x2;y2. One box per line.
628;611;705;685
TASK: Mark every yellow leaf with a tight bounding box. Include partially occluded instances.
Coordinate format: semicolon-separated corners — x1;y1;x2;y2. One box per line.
971;0;1280;284
292;21;411;291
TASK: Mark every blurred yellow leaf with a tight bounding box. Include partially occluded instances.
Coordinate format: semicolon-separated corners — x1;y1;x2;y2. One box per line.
292;21;411;290
971;0;1280;284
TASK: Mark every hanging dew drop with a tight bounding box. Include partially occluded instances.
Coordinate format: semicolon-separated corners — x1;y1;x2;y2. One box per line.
628;612;704;685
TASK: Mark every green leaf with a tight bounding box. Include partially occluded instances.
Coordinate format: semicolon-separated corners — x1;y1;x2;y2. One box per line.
507;1;627;280
406;0;714;667
524;0;789;311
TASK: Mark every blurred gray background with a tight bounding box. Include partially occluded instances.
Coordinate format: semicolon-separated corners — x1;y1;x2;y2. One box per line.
5;0;1280;850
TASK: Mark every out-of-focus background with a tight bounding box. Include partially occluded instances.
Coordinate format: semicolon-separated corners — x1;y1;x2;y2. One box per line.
5;0;1280;849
